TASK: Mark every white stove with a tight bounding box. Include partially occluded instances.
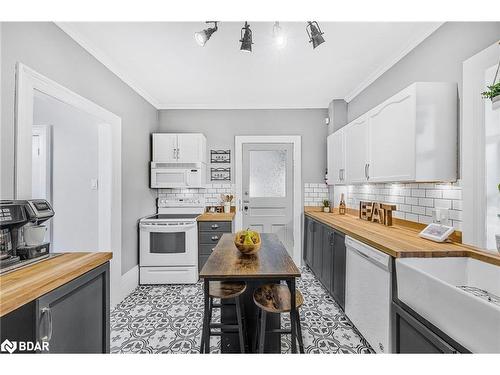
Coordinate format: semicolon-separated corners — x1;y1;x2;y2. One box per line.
139;198;205;284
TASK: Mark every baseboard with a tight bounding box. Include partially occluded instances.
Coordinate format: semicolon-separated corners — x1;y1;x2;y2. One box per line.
118;265;139;305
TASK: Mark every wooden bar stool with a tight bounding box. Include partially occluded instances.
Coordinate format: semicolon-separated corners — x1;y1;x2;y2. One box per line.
253;284;305;353
200;281;248;353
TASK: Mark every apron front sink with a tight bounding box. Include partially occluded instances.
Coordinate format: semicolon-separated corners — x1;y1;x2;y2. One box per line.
396;257;500;353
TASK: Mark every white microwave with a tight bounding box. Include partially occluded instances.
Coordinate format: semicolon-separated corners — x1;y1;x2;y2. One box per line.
150;162;206;188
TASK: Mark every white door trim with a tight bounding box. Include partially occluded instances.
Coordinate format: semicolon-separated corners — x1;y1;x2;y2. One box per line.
462;42;498;247
15;63;123;306
235;135;302;266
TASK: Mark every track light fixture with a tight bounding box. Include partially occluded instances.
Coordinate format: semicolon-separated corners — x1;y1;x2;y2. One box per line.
306;21;325;49
273;21;287;49
194;21;218;47
240;22;253;53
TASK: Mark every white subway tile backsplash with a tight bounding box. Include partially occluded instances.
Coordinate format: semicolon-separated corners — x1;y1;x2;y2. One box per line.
342;181;462;226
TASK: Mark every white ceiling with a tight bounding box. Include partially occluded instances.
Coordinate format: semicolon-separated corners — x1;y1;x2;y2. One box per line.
57;22;442;109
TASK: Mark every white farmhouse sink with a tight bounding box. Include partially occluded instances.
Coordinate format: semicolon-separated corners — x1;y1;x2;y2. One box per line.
396;257;500;353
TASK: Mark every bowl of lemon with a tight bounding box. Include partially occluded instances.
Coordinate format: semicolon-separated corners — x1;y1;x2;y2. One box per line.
234;229;261;255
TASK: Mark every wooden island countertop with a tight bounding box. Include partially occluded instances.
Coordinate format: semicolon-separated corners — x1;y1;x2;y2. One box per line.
305;210;500;267
197;212;235;222
0;252;112;317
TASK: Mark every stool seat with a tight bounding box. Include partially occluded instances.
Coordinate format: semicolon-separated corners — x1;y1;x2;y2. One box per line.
209;281;247;299
253;284;304;314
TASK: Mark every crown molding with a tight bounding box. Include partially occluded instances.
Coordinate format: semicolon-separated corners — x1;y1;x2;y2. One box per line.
344;22;444;103
55;22;161;109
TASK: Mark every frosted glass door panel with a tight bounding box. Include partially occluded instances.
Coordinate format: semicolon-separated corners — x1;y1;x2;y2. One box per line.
249;150;286;198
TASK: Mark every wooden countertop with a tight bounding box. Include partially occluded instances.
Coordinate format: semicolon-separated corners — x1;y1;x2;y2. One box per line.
305;211;500;267
199;233;301;279
197;212;235;222
0;252;112;317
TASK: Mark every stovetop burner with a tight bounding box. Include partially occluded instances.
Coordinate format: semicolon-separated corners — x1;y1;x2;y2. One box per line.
145;213;200;221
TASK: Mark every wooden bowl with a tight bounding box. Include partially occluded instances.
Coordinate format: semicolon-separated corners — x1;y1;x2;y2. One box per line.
234;231;261;255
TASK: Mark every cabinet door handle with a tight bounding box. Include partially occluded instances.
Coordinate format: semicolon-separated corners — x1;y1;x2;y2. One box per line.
177;148;180;160
364;164;368;179
211;224;219;229
40;307;52;342
338;169;342;181
366;163;370;180
211;235;219;241
341;169;345;181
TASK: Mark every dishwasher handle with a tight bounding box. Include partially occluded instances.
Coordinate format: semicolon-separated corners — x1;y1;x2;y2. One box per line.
346;236;390;270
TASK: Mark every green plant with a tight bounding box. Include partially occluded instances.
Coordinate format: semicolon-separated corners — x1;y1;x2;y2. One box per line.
498;182;500;193
481;82;500;99
323;199;330;207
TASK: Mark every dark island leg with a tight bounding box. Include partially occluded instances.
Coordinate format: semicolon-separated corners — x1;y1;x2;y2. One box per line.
287;278;297;353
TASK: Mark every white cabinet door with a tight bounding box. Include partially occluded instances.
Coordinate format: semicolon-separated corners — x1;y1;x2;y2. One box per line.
368;89;415;182
327;130;345;185
153;134;178;162
345;117;369;184
177;134;205;163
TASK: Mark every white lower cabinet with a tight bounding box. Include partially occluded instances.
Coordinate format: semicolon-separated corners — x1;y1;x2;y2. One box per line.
327;82;457;185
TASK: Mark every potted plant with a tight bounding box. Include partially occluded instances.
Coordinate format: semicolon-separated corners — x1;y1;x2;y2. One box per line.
322;199;331;213
481;82;500;104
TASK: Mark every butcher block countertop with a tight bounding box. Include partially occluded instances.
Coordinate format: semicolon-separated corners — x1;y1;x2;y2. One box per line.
197;212;235;222
305;210;500;267
0;252;112;317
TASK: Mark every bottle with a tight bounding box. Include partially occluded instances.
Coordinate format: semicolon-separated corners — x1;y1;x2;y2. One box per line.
339;193;346;215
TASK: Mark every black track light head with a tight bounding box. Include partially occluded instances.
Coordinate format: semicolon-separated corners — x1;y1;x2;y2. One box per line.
194;21;218;47
240;22;253;53
306;21;325;49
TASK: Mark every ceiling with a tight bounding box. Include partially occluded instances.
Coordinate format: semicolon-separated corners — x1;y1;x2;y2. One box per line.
57;22;442;109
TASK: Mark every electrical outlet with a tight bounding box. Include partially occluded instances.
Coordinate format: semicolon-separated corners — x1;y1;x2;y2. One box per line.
432;208;450;226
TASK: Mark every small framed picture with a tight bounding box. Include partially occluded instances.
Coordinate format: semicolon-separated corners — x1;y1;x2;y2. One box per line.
419;223;455;243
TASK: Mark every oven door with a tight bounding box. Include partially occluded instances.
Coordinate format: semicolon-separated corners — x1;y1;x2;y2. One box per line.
139;222;197;266
150;168;188;188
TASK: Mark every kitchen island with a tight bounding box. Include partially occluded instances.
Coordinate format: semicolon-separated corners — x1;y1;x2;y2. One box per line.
199;233;301;353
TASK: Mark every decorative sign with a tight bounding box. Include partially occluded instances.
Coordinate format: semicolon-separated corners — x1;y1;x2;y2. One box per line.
210;150;231;164
359;201;397;226
211;167;231;181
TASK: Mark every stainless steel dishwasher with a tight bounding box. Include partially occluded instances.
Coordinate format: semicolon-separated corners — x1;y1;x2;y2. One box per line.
345;236;392;353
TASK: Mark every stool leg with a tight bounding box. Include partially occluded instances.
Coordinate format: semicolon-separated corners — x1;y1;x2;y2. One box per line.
295;310;305;354
200;281;210;354
235;296;245;353
254;309;261;352
258;310;267;353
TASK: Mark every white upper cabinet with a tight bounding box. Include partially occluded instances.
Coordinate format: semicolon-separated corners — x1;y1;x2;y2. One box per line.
368;86;415;182
345;117;369;184
152;133;207;163
327;82;457;185
326;130;345;185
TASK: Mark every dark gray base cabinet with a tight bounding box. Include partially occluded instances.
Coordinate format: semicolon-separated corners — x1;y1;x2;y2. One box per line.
303;216;346;310
0;262;110;354
392;302;467;353
198;221;233;271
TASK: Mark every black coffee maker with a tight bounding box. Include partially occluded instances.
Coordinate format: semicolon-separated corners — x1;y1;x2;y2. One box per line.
0;199;55;270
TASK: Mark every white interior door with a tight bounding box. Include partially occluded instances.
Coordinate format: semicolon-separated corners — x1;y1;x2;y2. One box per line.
242;143;294;252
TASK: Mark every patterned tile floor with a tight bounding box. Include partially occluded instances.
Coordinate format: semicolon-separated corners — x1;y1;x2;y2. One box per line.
110;267;374;354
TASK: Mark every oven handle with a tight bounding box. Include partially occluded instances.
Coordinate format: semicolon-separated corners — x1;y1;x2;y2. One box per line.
139;223;197;232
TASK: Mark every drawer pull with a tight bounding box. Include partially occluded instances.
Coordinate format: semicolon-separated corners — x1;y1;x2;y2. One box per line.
211;248;215;252
211;236;219;241
211;224;219;229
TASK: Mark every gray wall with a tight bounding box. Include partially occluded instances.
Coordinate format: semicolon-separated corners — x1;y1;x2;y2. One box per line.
347;22;500;122
1;22;158;274
158;109;329;183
